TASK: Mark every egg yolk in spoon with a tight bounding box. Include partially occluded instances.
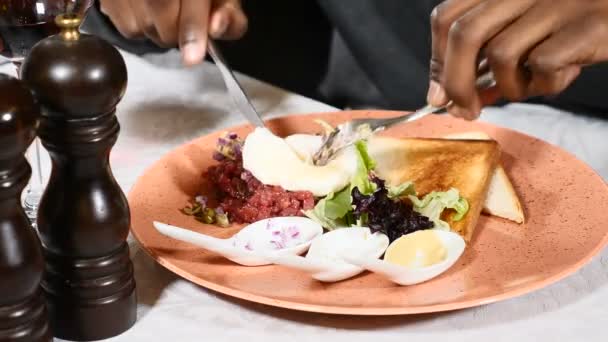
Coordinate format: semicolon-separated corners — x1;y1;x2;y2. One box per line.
384;230;447;268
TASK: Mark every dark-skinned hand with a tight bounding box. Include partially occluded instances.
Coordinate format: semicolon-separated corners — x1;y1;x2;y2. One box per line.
427;0;608;119
99;0;248;66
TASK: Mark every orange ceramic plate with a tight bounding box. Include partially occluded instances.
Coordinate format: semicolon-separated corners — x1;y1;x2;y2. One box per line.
129;111;608;315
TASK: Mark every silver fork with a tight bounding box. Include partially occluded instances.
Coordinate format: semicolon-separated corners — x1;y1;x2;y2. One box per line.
312;65;497;166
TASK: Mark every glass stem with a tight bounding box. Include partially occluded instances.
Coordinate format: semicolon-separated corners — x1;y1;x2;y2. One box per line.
14;62;21;78
19;63;45;190
15;60;45;226
32;138;44;187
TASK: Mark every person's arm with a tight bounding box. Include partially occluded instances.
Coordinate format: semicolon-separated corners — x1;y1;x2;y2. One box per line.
97;0;248;66
427;0;608;119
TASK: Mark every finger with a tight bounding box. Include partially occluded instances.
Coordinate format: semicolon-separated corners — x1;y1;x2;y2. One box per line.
128;0;160;43
179;0;212;66
100;0;142;39
447;103;479;121
527;15;608;74
427;80;448;106
210;0;248;39
429;0;485;108
430;0;485;75
443;0;534;114
524;15;608;97
527;65;581;97
145;0;181;47
484;1;578;101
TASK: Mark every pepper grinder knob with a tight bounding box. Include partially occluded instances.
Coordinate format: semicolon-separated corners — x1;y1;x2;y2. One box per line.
55;13;81;40
24;13;127;119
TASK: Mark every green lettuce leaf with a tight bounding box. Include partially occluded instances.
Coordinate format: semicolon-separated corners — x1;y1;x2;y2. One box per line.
388;181;416;199
351;140;377;196
304;186;352;226
303;208;341;230
304;140;377;229
323;187;352;219
408;188;469;230
355;140;376;171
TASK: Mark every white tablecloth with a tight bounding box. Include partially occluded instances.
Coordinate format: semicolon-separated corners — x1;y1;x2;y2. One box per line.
3;50;607;342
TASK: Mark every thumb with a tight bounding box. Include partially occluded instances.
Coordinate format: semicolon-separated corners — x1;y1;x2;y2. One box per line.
427;80;449;107
178;0;212;66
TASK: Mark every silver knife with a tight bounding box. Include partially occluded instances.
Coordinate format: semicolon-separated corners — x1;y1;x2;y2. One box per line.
207;40;266;128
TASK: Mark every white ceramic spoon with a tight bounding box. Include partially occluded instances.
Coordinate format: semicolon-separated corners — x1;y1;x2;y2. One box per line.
153;217;323;266
264;227;389;282
340;230;466;285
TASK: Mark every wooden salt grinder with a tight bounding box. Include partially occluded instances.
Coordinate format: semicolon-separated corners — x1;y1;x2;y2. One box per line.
21;14;137;341
0;75;51;341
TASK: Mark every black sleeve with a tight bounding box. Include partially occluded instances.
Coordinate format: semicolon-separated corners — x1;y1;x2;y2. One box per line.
317;0;441;109
537;62;608;115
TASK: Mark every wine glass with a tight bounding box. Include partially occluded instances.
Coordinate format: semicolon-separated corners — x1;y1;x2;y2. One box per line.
0;0;93;224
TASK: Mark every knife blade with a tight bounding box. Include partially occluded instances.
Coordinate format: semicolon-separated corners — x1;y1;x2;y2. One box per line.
207;40;266;128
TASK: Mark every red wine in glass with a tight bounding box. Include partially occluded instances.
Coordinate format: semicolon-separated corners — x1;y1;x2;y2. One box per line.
0;0;93;224
0;21;60;63
0;1;92;64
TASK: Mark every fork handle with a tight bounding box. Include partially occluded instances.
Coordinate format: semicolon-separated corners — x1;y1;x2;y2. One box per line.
369;69;497;131
366;104;444;131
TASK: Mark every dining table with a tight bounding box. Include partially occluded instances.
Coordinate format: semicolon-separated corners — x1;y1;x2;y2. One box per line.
2;49;606;342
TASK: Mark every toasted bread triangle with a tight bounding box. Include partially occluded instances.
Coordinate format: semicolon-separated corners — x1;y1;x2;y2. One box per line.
367;136;500;242
443;131;524;224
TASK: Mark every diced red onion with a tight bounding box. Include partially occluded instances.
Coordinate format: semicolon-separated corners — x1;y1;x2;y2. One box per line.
233;144;242;156
270;240;285;250
240;171;252;181
213;151;225;161
286;225;299;238
195;195;208;207
228;132;238;140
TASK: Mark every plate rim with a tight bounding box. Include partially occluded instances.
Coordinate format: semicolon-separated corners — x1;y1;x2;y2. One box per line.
129;110;608;315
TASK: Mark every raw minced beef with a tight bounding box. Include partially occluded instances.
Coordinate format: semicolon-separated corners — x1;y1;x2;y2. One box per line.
205;159;315;224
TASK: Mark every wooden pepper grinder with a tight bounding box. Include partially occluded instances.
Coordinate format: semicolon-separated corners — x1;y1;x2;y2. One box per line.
0;75;51;342
20;14;136;341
